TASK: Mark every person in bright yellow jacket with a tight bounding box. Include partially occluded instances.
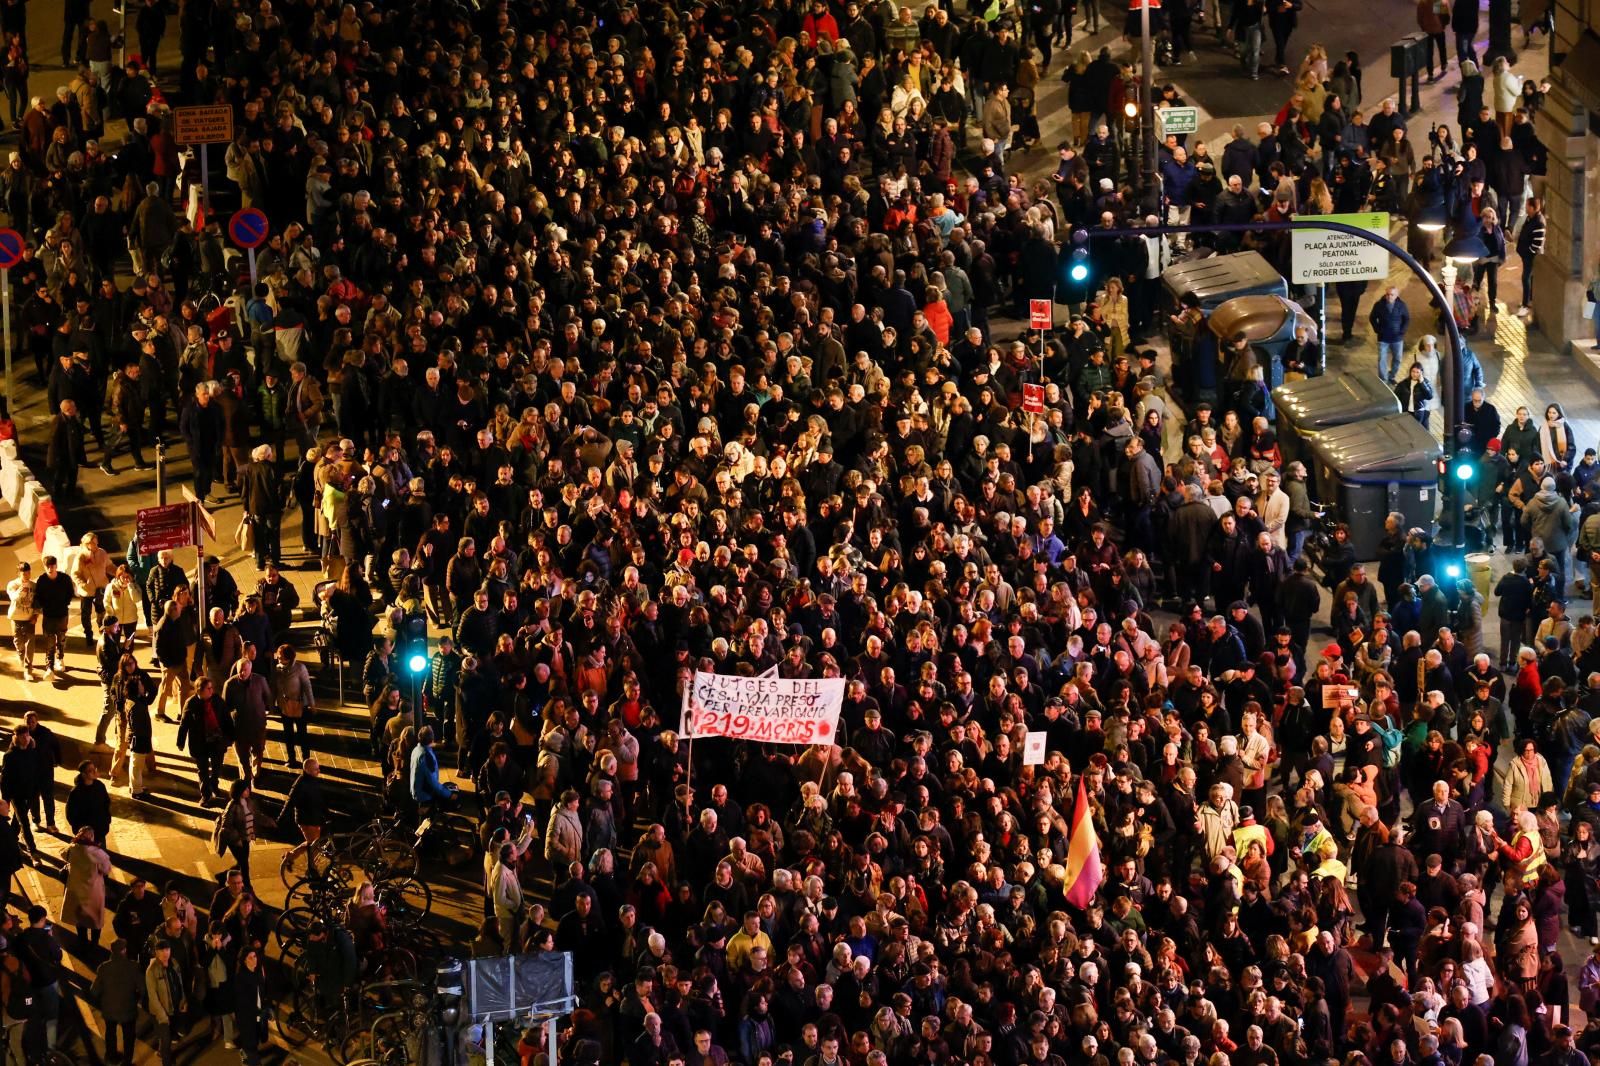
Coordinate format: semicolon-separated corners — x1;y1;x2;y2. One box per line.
725;910;774;971
1233;805;1276;862
1313;839;1348;884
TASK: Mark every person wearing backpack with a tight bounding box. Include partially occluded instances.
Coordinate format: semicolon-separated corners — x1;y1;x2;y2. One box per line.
6;560;36;681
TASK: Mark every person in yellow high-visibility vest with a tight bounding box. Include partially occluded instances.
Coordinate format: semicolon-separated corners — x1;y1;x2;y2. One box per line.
1495;808;1548;887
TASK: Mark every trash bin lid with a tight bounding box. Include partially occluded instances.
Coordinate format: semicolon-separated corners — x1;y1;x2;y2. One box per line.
1160;251;1287;308
1272;371;1401;430
1306;413;1442;482
1209;295;1315;343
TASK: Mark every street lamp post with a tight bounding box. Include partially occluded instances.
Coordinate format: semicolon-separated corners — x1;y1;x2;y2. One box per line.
1079;218;1470;545
1140;0;1157;193
409;651;428;729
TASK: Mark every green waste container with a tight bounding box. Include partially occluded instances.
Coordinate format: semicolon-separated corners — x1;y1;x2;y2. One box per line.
1306;413;1442;560
1273;371;1402;466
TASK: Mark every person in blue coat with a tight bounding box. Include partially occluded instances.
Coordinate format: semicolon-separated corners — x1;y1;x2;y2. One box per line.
408;725;457;812
1369;285;1412;384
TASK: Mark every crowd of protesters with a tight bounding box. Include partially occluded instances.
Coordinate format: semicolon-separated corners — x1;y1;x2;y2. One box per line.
0;0;1587;1063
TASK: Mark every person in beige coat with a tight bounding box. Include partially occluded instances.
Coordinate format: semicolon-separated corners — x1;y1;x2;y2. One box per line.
1256;469;1292;551
145;938;187;1062
66;531;112;647
1503;737;1554;812
543;788;585;869
61;826;111;956
981;84;1013;160
490;843;524;949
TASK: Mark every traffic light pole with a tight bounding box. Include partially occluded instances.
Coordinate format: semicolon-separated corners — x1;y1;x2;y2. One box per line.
1078;218;1467;547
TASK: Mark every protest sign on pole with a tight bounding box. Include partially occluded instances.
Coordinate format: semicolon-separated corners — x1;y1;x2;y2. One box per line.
1023;731;1048;766
682;671;847;745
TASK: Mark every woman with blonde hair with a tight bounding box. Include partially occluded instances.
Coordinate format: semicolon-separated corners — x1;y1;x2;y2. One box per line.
1298;44;1330;84
1295;68;1328;124
1101;276;1131;362
1307;177;1334;215
1473;205;1508;311
1064;52;1093;144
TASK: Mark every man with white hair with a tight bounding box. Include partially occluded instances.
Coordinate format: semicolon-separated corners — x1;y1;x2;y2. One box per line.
177;379;223;504
240;444;284;570
1199;783;1239;862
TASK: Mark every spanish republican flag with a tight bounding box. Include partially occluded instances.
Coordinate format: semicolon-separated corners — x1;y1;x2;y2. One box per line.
1062;776;1103;909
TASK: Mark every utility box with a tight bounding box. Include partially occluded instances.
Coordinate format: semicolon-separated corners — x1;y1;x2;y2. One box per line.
1390;32;1429;77
1306;413;1442;560
1273;371;1402;465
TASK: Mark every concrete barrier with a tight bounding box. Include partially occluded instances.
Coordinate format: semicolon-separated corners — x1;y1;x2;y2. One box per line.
18;479;47;528
41;524;71;561
0;462;27;506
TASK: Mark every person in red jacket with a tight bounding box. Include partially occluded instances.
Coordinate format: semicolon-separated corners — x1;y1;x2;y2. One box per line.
802;0;840;43
148;112;180;198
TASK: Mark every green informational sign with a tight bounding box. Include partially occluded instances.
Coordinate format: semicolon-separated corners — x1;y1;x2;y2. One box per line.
1291;213;1392;284
1157;106;1199;135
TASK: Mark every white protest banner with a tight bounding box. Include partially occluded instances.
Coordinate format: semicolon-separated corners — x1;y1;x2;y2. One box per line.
1023;731;1048;766
683;670;847;744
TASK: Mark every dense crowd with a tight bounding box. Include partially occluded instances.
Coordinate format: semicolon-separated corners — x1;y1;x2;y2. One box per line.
0;0;1584;1064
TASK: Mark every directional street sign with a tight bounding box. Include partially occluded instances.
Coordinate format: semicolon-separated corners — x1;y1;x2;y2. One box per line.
1157;106;1199;135
181;486;216;541
1291;212;1392;284
136;502;195;553
173;105;234;145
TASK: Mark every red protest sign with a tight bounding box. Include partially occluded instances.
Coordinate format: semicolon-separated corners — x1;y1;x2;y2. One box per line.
1029;299;1052;330
1022;383;1046;414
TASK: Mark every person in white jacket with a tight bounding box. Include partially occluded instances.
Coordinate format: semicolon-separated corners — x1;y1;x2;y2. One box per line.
1413;335;1442;417
1491;57;1523;135
6;561;36;680
489;842;524;950
65;531;112;648
100;565;142;643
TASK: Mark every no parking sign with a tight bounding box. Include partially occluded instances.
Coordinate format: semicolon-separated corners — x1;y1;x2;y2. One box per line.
0;228;24;270
228;209;268;249
229;209;269;286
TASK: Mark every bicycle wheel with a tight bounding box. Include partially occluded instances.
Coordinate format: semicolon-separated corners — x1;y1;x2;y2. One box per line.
375;876;431;929
334;1023;374;1066
285;876;336;912
371;1011;423;1065
278;1005;314;1048
283;836;343;888
273;906;319;966
354;831;417;880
